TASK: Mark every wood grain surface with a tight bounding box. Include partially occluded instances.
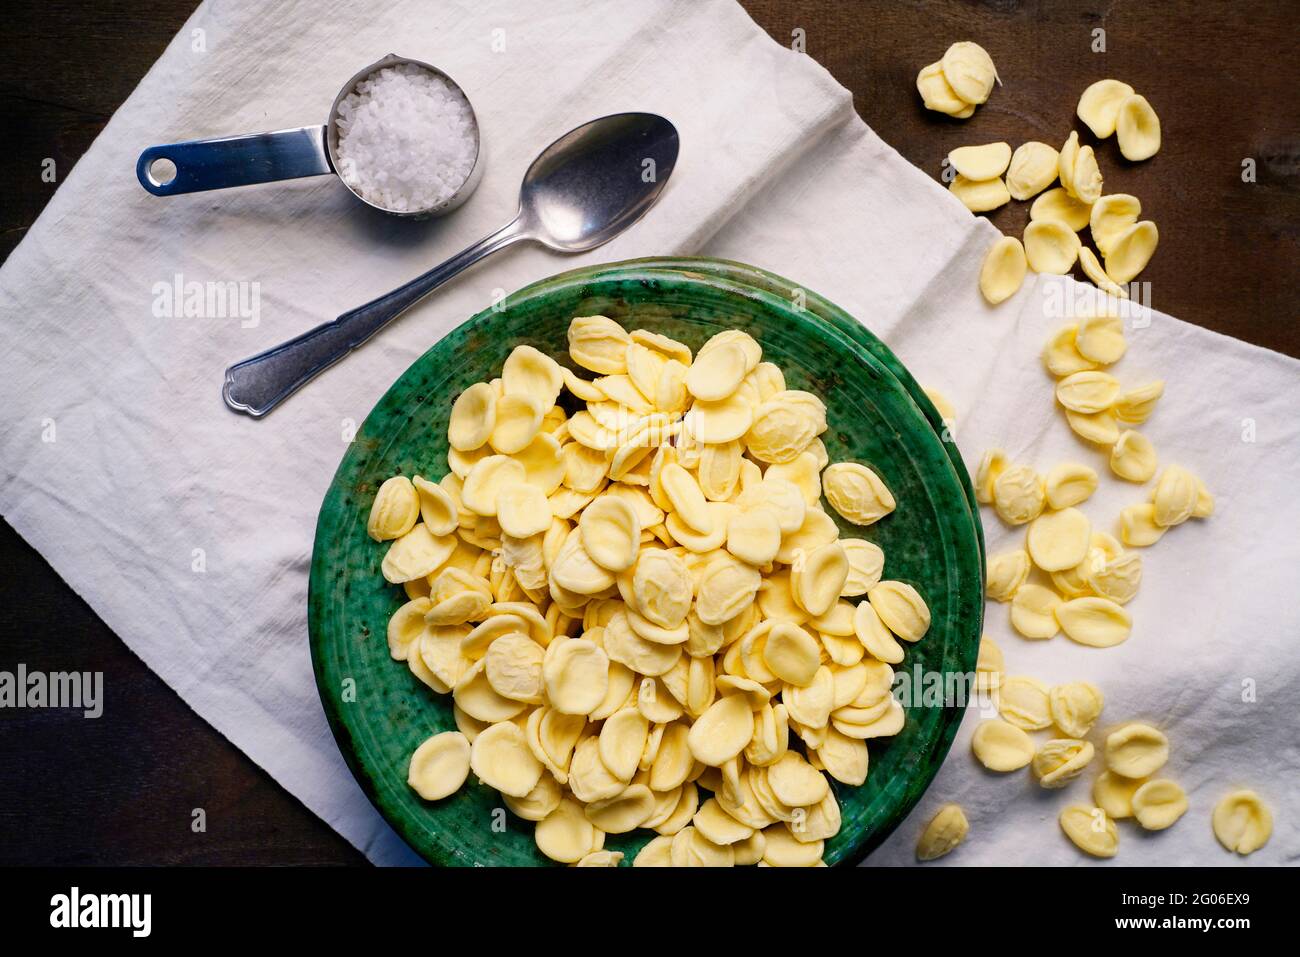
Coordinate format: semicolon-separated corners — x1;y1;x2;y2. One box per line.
1;0;1296;865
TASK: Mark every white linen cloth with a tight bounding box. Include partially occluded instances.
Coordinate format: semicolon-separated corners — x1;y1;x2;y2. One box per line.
2;0;1295;865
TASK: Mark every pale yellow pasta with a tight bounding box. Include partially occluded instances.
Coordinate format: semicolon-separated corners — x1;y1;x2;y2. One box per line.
1110;430;1158;483
992;464;1045;525
998;676;1053;731
1006;141;1059;200
1212;790;1272;855
1116;94;1161;161
1030;187;1092;232
975;636;1004;691
1056;596;1131;647
1059;805;1119;858
1093;770;1144;820
1077;79;1135;138
1026;507;1091;572
1105;723;1168;778
1042;325;1098;378
1049;681;1104;738
1074;313;1127;364
823;463;896;525
1131;779;1188;831
408;731;471;800
1044;462;1098;510
916;803;969;861
1032;738;1095;788
978;236;1027;305
370;316;944;864
940;41;998;105
971;720;1034;771
1010;583;1061;640
985;549;1029;602
368;475;420;541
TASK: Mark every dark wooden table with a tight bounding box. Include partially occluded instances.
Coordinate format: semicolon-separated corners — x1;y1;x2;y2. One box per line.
2;0;1296;865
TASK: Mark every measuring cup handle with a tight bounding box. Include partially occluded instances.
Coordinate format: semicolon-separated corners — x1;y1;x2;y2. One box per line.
222;220;527;417
136;126;333;196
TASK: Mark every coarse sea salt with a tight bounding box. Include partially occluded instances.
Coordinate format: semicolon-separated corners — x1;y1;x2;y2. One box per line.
335;63;477;213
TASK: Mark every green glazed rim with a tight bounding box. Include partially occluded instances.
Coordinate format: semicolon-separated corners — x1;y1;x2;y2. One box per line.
308;260;984;867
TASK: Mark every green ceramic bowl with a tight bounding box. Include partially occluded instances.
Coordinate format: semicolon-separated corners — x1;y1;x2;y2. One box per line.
309;261;984;866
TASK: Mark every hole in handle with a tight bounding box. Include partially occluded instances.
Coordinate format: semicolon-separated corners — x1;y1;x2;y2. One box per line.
147;157;177;187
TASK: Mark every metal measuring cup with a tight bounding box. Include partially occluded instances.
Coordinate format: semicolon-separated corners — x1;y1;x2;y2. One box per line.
135;53;483;218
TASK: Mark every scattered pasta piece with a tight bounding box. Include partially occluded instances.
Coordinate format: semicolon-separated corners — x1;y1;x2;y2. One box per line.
1071;145;1104;205
950;174;1011;212
1026;507;1092;571
1086;550;1142;605
916;803;969;861
1066;407;1121;446
1152;465;1201;527
941;42;998;104
1109;430;1158;482
1212;790;1272;855
576;850;624;867
978;237;1027;304
1056;596;1131;647
923;386;956;424
1044;462;1098;509
1093;770;1145;819
975;637;1004;691
1074;314;1127;364
1006;141;1059;200
1116;94;1161;161
1030;187;1093;232
916;61;975;117
1049;681;1104;737
1042;325;1099;377
1131;779;1188;830
1058;131;1081;198
998;675;1052;730
1119;503;1167;547
1024;220;1081;274
1089;195;1141;258
1078;246;1128;298
1113;380;1163;424
974;448;1007;503
972;719;1035;771
1105;221;1159;284
1010;584;1061;640
992;464;1045;525
1104;723;1169;778
448;382;496;451
949;142;1011;180
1032;738;1095;788
1056;370;1121;414
1059;805;1119;858
868;581;931;642
985;549;1030;602
1076;79;1136;138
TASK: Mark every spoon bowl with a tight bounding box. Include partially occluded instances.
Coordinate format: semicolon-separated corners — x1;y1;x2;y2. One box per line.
520;112;679;250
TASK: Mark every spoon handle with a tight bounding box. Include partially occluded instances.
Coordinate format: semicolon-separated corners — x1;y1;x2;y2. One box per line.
137;127;333;195
222;219;526;417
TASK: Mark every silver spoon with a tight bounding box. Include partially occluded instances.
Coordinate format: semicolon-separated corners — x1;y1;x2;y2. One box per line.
222;112;680;417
